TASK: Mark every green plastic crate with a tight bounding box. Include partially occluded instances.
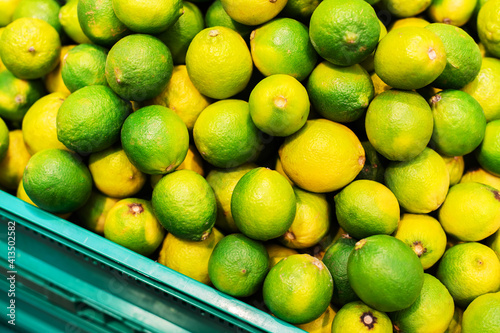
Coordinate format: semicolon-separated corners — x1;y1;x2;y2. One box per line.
0;190;303;332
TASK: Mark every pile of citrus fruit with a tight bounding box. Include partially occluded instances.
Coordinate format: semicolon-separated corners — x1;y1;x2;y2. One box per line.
1;0;500;331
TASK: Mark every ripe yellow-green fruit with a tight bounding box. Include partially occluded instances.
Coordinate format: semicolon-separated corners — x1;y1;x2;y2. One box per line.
370;73;392;96
265;243;298;269
0;0;22;27
279;119;365;193
331;301;392;333
295;305;336;333
0;18;60;80
22;92;69;155
382;0;432;17
44;45;75;95
374;27;446;90
0;118;8;161
428;0;478;26
74;191;119;235
477;120;500;176
282;0;321;23
0;130;31;190
158;228;224;285
23;149;92;214
62;44;108;93
478;0;500;58
274;156;294;185
393;214;447;270
13;0;61;33
186;27;253;99
385;148;449;213
389;17;430;31
441;155;464;186
104;199;166;256
460;167;500;190
220;0;287;26
59;0;92;44
462;292;500;333
204;0;253;38
263;254;333;324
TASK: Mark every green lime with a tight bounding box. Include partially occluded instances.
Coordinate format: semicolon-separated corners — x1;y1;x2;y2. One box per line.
382;0;431;17
348;235;424;312
23;149;92;214
282;0;321;23
0;0;21;27
385;148;450;213
460;167;500;190
22;91;69;155
104;198;166;256
390;274;455;333
0;70;46;121
250;18;317;82
360;19;388;73
331;301;392;333
0;117;8;160
0;130;31;190
393;214;447;270
477;120;500;176
112;0;183;34
186;26;253;99
152;169;216;241
365;90;433;161
248;74;309;137
279;187;330;249
57;85;132;154
58;0;92;44
13;0;61;33
204;0;253;38
208;233;268;296
159;228;224;285
220;0;287;26
77;0;130;47
307;61;374;123
442;155;464;186
334;180;400;240
374;27;446;90
425;24;482;89
462;292;500;333
0;18;60;79
478;0;500;58
354;141;385;183
439;182;500;241
193;99;261;168
74;191;119;235
322;235;359;307
61;44;108;93
206;163;256;233
231;167;296;241
437;242;500;307
309;0;380;66
121;105;188;175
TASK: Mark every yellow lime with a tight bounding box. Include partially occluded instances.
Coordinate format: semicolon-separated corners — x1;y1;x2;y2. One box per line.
265;243;298;269
0;0;22;27
428;0;478;26
389;17;430;31
296;305;336;333
74;191;119;235
478;0;500;58
460;167;500;190
382;0;432;17
462;292;500;333
477;119;500;176
44;45;75;95
0;130;31;190
59;0;92;44
441;155;464;186
220;0;287;25
331;301;392;332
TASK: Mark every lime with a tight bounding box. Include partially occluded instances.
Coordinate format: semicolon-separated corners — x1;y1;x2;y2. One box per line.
206;163;255;233
13;0;61;33
462;292;500;333
22;92;69;155
359;19;388;73
331;301;392;333
121;105;189;175
16;178;72;219
265;243;298;269
437;242;500;307
460;167;500;190
348;235;424;312
57;85;132;155
0;18;60;79
186;26;253;99
231;167;296;241
59;0;92;44
263;254;333;324
295;305;336;333
74;191;119;235
274;155;293;185
77;0;130;47
334;180;399;240
112;0;183;34
487;229;500;259
61;44;108;93
279;119;365;193
104;198;166;256
428;0;478;26
279;187;330;249
204;0;253;38
442;155;464;186
208;233;269;296
390;274;455;333
157;1;204;65
193;99;261;168
23;149;92;214
220;0;287;25
389;17;430;31
370;73;392;97
0;0;21;27
426;24;482;89
0;70;46;121
89;145;147;199
354;141;385;183
382;0;432;17
477;119;500;176
439;182;500;241
446;307;463;333
393;214;447;270
462;57;500;122
142;65;210;131
250;18;317;82
365;90;433;161
249;74;309;137
152;170;216;241
44;45;74;95
478;0;500;58
307;62;374;123
374;27;446;90
282;0;321;23
0;130;31;190
309;0;380;66
0;117;8;160
158;228;224;285
322;235;359;307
